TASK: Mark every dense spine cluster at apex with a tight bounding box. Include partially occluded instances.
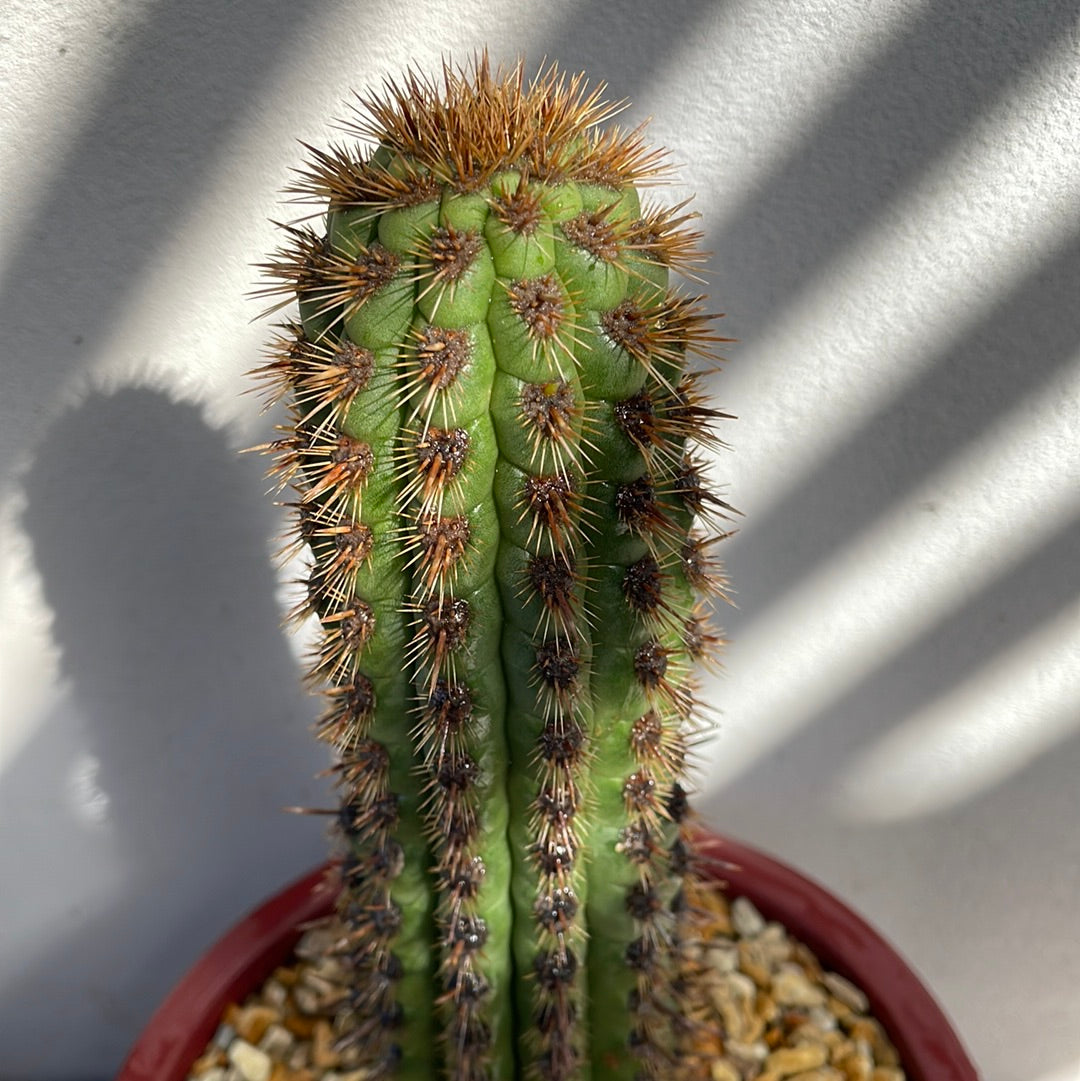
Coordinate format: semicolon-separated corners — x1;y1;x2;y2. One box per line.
253;54;734;1081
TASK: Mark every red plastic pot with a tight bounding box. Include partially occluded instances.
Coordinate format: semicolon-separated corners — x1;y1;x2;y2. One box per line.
117;834;978;1081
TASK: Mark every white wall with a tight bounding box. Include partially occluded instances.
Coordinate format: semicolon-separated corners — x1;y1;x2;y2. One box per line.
1;1;1077;1078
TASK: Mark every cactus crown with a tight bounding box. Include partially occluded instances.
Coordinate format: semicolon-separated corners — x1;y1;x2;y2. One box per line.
300;56;667;201
254;52;732;1081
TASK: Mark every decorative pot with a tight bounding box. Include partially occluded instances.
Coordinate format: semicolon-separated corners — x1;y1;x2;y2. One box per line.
116;834;978;1081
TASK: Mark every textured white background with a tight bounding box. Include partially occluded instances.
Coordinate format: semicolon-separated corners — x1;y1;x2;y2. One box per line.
2;1;1078;1078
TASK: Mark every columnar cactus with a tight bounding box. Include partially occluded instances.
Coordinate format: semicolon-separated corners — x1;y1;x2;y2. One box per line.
254;55;733;1081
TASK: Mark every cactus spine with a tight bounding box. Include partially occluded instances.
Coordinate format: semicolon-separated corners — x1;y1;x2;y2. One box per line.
255;55;732;1081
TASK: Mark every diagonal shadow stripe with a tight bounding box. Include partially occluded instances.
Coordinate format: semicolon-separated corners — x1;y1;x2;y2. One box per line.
525;0;722;103
0;0;335;485
708;508;1080;806
706;0;1080;333
726;225;1080;625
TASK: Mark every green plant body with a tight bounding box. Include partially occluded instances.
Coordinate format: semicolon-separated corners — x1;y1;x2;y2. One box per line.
255;55;733;1081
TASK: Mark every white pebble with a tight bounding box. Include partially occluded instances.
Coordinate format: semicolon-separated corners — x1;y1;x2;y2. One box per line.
294;927;335;960
808;1004;840;1031
261;978;289;1009
227;1039;272;1081
824;970;870;1012
724;1038;770;1066
731;896;766;937
772;964;827;1007
258;1022;295;1058
292;985;321;1014
707;942;739;973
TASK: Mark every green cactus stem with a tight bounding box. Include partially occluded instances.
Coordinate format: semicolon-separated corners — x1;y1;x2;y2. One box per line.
253;53;733;1081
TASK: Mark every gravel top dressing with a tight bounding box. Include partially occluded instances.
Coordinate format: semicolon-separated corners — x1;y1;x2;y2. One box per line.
185;884;906;1081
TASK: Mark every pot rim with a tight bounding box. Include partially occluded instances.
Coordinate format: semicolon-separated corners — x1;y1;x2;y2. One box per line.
116;832;978;1081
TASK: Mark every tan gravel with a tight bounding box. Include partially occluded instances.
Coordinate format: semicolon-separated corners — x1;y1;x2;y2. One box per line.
187;887;905;1081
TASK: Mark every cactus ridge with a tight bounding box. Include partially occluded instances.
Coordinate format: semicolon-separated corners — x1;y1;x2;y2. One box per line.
255;53;733;1081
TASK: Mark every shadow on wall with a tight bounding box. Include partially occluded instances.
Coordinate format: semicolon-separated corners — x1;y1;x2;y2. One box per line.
522;0;721;103
708;504;1080;807
3;387;328;1078
704;0;1079;335
680;5;1080;1078
0;0;335;484
725;226;1080;634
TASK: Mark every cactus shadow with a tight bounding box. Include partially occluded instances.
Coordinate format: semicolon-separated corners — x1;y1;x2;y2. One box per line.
0;0;334;490
1;387;329;1079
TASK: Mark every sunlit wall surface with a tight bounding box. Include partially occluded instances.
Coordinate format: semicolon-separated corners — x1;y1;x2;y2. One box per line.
1;2;1077;1078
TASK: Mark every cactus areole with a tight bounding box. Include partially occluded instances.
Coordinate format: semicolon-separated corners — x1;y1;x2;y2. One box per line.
254;55;734;1081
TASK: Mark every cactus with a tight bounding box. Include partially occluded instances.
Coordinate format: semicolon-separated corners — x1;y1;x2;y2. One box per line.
253;54;733;1081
